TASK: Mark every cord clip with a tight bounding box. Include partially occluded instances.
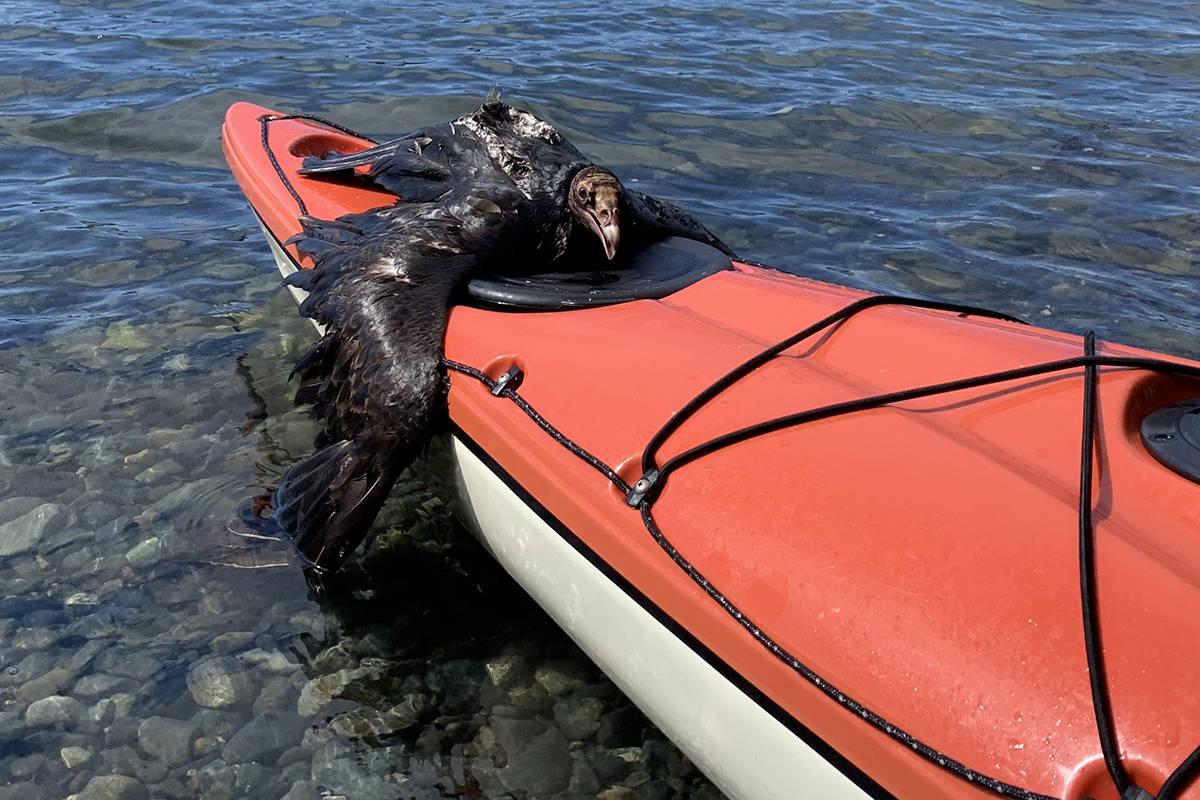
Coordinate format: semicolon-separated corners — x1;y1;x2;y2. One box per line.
491;365;524;396
625;469;660;508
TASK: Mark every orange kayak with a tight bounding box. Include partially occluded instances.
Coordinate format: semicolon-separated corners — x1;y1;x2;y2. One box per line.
223;101;1200;800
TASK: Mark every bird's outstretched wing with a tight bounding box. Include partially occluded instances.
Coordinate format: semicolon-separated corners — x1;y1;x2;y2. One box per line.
274;197;515;572
298;122;492;203
623;189;736;258
298;100;589;204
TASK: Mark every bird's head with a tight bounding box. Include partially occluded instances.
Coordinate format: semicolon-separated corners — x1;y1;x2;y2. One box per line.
568;166;622;260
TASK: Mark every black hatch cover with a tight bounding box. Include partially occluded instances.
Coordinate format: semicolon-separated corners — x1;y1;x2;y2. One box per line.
464;237;732;311
1141;398;1200;484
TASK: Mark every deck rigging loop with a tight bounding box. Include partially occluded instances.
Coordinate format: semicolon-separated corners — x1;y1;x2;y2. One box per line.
1123;786;1157;800
489;364;524;396
635;294;1027;490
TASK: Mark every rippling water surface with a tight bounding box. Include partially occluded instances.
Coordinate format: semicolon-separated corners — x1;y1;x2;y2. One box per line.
1;2;1197;798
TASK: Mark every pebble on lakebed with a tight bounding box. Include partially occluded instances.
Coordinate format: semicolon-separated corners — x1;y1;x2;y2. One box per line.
185;655;259;709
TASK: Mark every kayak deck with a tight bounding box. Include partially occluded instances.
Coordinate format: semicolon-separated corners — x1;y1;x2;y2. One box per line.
223;101;1200;800
443;265;1200;800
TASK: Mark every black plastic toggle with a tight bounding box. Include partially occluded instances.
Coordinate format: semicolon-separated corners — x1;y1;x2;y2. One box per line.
625;469;660;508
491;365;524;396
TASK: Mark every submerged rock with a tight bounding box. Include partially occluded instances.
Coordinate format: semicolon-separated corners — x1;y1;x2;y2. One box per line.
105;716;141;748
16;667;74;702
280;780;324;800
295;664;380;717
60;744;93;769
499;726;571;796
310;757;398;800
553;695;605;741
138;715;197;766
189;758;236;800
24;694;83;728
568;750;602;796
100;319;154;351
210;631;254;654
426;659;484;715
8;752;44;780
76;773;147;800
325;692;429;742
186;655;257;709
489;713;548;759
73;672;131;699
65;638;110;673
484;646;530;689
240;647;296;674
0;651;55;688
0;783;47;800
124;536;162;569
252;674;298;715
222;710;307;765
597;704;648;748
0;502;62;557
11;626;61;652
533;660;591;697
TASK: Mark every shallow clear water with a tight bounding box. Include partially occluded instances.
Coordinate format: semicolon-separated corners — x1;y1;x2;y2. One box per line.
0;1;1197;798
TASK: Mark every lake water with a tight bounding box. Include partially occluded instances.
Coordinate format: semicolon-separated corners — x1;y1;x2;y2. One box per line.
1;1;1197;799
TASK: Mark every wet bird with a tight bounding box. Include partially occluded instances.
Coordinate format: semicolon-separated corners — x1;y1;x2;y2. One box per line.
275;94;734;572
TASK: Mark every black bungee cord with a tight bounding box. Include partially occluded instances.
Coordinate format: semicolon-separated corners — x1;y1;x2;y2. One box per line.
1074;331;1200;800
446;295;1200;800
1077;331;1130;798
627;301;1200;800
633;294;1025;500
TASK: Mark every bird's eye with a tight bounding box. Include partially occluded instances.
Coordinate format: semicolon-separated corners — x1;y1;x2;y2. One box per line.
577;186;588;200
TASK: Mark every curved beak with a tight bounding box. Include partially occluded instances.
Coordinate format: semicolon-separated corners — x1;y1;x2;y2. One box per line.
587;189;621;260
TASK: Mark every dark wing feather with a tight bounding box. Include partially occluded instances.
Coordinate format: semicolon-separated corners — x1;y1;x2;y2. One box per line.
300;141;458;204
298;117;484;201
623;189;736;258
274;188;529;571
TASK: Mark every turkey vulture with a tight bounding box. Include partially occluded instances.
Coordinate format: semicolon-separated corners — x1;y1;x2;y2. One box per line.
275;94;734;572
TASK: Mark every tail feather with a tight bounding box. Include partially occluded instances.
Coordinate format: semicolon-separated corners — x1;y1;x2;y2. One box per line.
285;214;366;250
301;144;453;203
274;439;399;572
299;143;401;173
